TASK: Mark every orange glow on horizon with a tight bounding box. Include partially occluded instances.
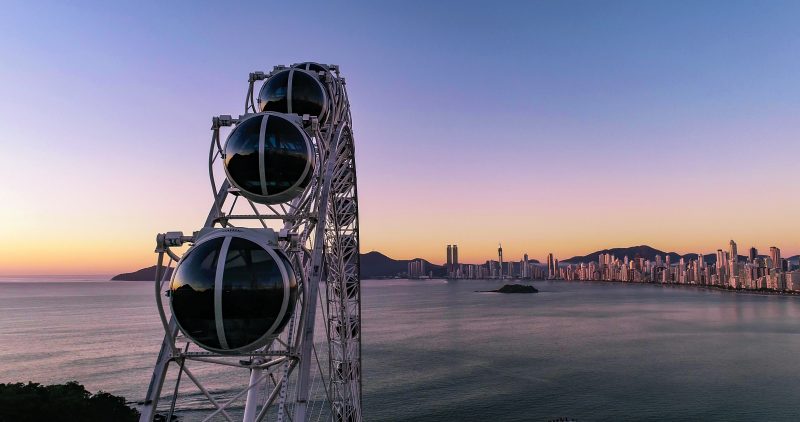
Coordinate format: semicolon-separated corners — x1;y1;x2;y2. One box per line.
2;185;799;275
2;184;800;275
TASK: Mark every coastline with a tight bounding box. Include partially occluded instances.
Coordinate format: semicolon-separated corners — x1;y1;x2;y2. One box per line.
546;278;800;297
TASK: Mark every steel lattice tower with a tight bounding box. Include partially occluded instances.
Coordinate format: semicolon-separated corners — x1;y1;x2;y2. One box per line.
139;63;362;422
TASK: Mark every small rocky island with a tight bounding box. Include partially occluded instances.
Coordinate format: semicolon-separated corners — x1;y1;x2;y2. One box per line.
479;284;539;293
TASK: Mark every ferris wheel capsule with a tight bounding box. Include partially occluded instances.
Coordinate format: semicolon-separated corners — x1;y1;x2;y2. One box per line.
292;62;330;73
169;229;298;354
223;112;315;205
257;68;328;122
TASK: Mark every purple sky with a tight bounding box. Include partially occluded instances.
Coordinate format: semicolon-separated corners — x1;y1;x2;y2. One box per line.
1;0;799;274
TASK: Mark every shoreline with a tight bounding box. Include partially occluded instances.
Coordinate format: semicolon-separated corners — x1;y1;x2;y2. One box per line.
546;278;800;297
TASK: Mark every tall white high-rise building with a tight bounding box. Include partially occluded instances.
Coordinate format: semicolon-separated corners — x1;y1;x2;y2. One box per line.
729;240;739;277
523;253;529;278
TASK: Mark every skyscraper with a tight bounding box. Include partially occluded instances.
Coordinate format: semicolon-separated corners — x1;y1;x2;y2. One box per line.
554;258;559;279
749;247;758;262
498;243;504;279
547;253;555;279
523;253;529;278
770;247;781;270
729;240;739;277
453;244;459;268
446;245;453;277
695;253;703;283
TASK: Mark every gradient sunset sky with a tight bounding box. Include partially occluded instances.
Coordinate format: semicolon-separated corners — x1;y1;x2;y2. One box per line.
1;0;799;275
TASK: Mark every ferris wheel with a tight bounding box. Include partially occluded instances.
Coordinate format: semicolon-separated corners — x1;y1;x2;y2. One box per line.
139;63;362;422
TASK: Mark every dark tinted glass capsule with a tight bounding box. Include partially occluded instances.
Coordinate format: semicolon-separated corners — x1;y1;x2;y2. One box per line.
292;62;328;73
224;113;314;204
170;231;298;353
170;237;224;350
257;69;327;121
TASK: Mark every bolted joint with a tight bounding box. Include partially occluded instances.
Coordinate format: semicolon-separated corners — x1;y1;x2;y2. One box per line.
219;115;235;126
270;65;287;76
248;71;266;82
155;231;193;252
278;229;301;250
164;231;187;247
211;115;236;129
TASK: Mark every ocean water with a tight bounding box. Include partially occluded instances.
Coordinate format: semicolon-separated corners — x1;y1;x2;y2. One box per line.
1;278;800;421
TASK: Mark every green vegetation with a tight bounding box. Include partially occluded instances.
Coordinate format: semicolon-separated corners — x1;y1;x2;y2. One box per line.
0;381;139;422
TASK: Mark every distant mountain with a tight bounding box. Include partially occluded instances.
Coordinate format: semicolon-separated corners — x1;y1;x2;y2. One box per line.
112;252;445;281
360;251;444;278
564;245;675;264
561;245;755;266
113;247;791;281
111;266;173;281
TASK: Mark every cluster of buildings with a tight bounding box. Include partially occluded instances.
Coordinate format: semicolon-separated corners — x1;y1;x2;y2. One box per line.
407;259;429;279
411;241;799;293
439;243;546;280
550;240;800;292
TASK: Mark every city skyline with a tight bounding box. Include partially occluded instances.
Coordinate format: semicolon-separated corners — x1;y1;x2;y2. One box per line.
403;241;800;269
2;0;800;274
550;240;800;293
433;239;800;295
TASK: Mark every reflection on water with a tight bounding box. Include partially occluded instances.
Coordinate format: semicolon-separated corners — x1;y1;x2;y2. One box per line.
1;279;799;421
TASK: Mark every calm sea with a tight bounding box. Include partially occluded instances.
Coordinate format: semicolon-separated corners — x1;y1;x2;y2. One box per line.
1;278;799;421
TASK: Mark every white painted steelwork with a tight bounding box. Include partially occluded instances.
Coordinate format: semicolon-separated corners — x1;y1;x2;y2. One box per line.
139;63;362;422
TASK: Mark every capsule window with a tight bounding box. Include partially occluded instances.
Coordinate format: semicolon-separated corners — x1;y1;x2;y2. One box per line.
170;233;298;353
